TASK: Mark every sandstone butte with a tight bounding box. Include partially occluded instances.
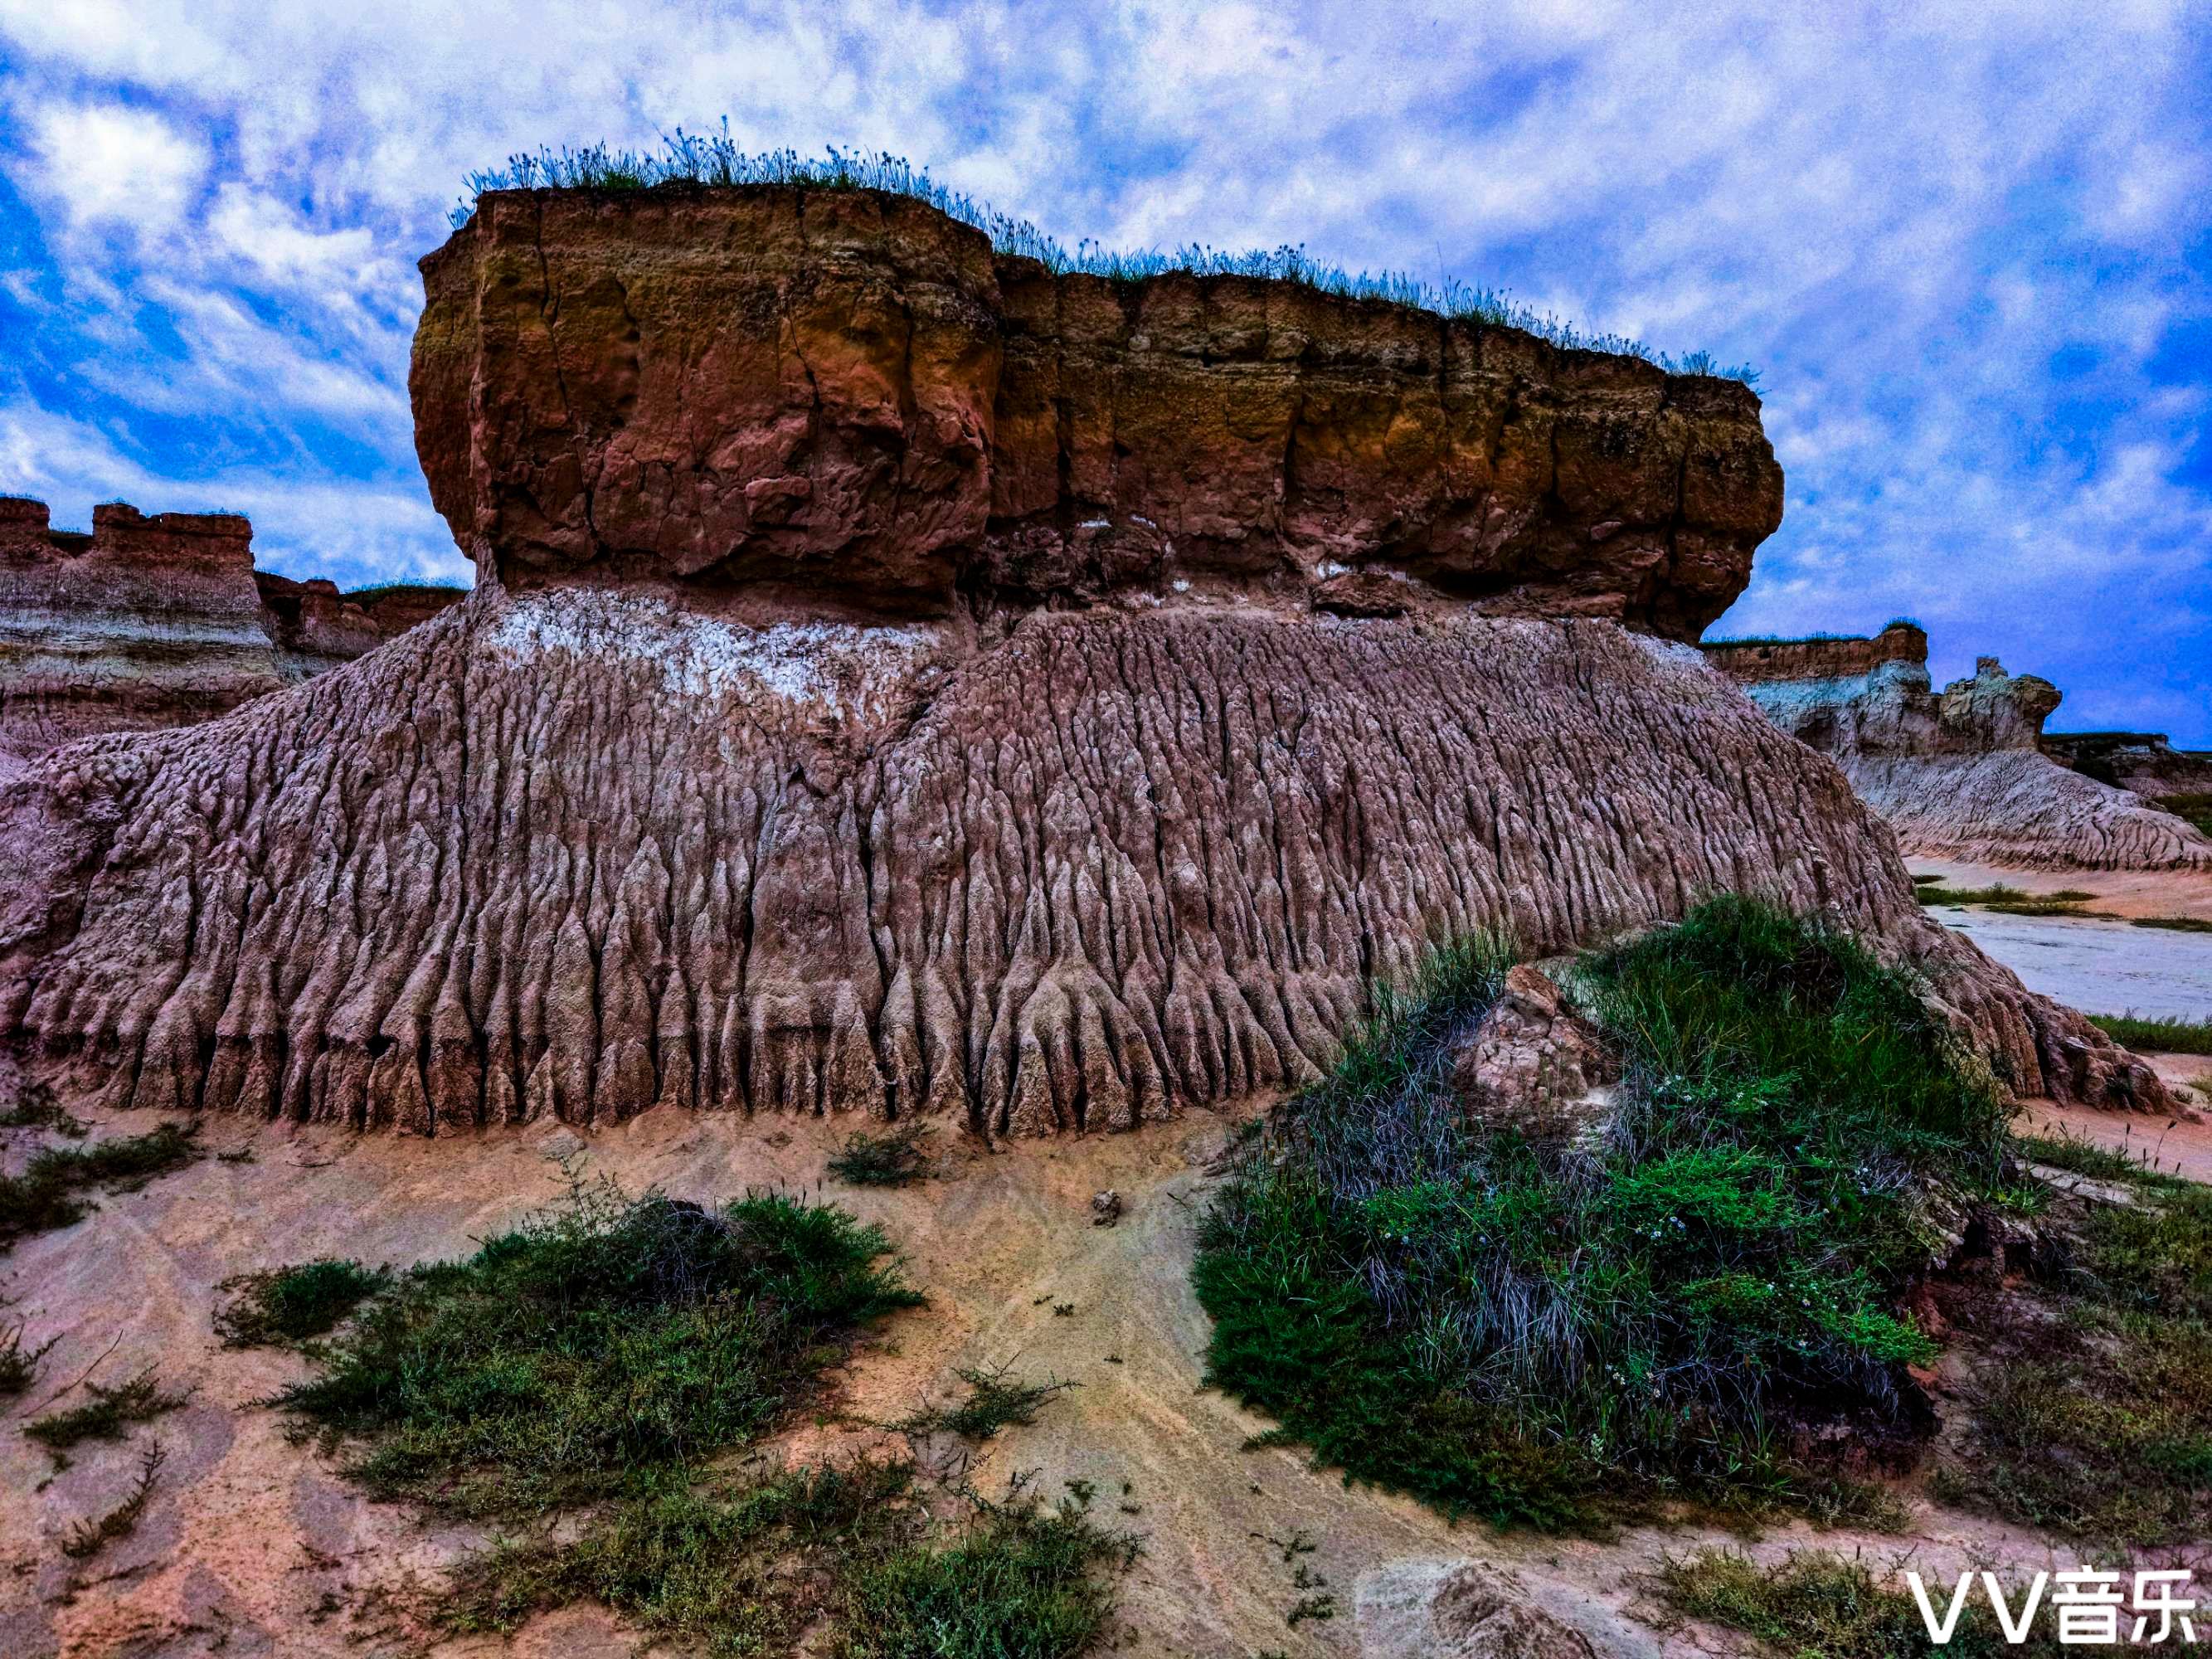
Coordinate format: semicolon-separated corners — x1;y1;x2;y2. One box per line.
0;496;463;784
0;184;2170;1136
1707;620;2212;870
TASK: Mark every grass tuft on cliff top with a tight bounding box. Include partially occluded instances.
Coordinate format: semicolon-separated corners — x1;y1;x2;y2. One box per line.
1194;896;2013;1531
452;134;1757;385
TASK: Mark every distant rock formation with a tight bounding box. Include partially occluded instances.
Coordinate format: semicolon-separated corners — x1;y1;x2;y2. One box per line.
1704;620;2212;868
2043;729;2212;800
0;497;464;779
0;186;2164;1133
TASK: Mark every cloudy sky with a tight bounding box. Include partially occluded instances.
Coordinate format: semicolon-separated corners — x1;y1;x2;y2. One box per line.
2;2;2207;740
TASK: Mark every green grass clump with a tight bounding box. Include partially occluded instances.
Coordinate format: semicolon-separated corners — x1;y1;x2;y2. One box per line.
1656;1548;2060;1658
25;1368;192;1448
0;1087;85;1136
216;1259;391;1347
898;1363;1077;1440
1194;898;2007;1530
829;1121;933;1187
452;137;1755;384
1916;883;2107;916
273;1176;921;1518
2133;915;2212;933
265;1171;1127;1655
2090;1013;2212;1055
2015;1131;2190;1192
2156;793;2212;837
835;1492;1135;1659
0;1122;199;1249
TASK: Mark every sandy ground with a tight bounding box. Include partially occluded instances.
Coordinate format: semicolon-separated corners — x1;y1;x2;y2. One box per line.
1;1106;2148;1659
1908;859;2212;1021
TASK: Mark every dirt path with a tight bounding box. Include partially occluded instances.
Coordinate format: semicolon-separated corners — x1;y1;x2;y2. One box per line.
0;1109;2166;1658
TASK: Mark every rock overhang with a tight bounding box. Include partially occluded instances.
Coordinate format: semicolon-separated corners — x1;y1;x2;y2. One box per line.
412;183;1783;640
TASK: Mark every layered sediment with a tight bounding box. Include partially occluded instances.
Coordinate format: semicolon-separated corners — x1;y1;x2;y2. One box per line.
0;498;464;778
1708;622;2212;870
0;185;2164;1130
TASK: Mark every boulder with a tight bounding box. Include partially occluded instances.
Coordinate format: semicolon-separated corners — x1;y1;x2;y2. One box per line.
1450;966;1617;1143
1357;1559;1618;1659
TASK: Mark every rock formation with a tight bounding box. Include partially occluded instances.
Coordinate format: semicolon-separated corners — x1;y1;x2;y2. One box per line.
0;185;2167;1135
1706;621;2212;869
2043;729;2212;800
0;498;464;781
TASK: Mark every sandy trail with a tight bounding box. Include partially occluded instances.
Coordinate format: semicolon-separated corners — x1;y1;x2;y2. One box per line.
0;1107;2166;1658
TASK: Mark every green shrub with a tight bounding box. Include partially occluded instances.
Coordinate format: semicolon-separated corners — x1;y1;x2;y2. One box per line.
26;1368;192;1448
897;1363;1077;1440
2132;915;2212;933
2091;1014;2212;1056
0;1123;200;1249
829;1121;933;1187
1656;1548;2061;1658
1194;898;2009;1530
216;1259;390;1347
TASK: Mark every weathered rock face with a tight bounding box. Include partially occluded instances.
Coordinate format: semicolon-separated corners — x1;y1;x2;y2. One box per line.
1449;965;1616;1144
1706;622;2212;869
0;189;2165;1133
412;187;1784;641
0;498;465;780
2044;730;2212;800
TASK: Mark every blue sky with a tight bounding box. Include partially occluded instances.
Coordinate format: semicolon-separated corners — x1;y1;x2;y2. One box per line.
1;2;2207;742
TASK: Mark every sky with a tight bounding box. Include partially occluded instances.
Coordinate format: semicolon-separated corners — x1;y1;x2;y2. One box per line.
0;2;2207;742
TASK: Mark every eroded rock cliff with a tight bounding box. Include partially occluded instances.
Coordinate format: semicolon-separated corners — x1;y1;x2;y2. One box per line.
411;187;1783;640
1707;622;2212;869
0;186;2164;1130
0;498;465;780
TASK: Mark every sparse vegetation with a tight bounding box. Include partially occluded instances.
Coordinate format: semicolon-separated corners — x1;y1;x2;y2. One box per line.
897;1363;1077;1441
0;1122;200;1249
26;1368;192;1449
1932;1169;2212;1545
60;1441;166;1560
2090;1013;2212;1056
2156;793;2212;838
1194;899;2008;1530
262;1170;1127;1655
1655;1548;2061;1658
2017;1131;2190;1192
451;137;1756;384
0;1321;56;1395
829;1121;934;1188
0;1087;85;1136
1914;883;2109;917
2133;915;2212;933
216;1259;390;1347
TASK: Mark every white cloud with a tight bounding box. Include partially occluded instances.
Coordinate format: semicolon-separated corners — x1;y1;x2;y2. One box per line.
14;98;207;234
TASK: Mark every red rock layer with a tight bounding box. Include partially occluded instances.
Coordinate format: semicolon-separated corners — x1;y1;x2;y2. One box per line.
411;187;1783;641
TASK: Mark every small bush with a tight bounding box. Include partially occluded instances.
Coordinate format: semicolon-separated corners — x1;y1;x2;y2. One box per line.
0;1123;200;1249
2156;793;2212;837
26;1368;192;1448
0;1087;85;1136
2132;915;2212;933
829;1121;933;1188
0;1321;56;1395
2091;1014;2212;1056
216;1259;390;1347
899;1363;1077;1440
60;1441;165;1560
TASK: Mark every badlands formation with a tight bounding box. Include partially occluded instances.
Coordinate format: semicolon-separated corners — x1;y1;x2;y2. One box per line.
0;185;2169;1136
1705;620;2212;869
0;497;461;783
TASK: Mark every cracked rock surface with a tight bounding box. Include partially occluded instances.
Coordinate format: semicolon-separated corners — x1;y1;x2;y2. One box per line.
0;590;2166;1131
